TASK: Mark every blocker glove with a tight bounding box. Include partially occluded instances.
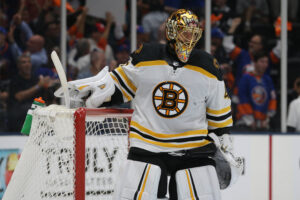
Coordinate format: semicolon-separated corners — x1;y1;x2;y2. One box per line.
209;133;233;152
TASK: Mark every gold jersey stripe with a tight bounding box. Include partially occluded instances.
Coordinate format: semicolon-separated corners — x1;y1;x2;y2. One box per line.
184;65;217;79
138;165;151;200
116;66;137;92
206;106;231;115
135;60;168;67
131;121;208;138
185;170;196;200
110;73;132;101
208;118;233;128
130;133;211;148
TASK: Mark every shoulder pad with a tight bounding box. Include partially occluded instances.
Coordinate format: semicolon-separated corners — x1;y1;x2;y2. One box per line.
130;43;165;65
188;49;224;81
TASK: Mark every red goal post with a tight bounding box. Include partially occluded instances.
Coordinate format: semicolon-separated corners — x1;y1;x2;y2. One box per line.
3;105;133;200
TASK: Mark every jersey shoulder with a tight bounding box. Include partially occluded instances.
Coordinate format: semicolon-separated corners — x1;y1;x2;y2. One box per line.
130;43;166;65
188;49;223;81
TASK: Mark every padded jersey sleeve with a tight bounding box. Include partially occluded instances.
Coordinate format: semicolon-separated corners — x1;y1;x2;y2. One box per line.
109;43;162;103
206;77;233;135
189;51;233;136
110;59;138;103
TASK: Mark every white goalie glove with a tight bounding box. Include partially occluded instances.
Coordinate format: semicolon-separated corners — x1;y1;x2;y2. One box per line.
209;133;244;189
54;66;115;108
209;133;233;152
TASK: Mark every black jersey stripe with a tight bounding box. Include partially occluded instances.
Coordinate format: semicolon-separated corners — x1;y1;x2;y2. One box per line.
133;164;148;200
208;127;231;136
112;70;135;98
188;169;199;200
207;111;232;121
130;127;207;143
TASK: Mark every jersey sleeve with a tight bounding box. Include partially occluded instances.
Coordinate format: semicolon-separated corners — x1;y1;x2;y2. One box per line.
206;78;233;135
110;59;138;103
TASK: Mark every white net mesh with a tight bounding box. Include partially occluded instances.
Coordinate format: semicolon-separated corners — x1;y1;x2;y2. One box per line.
3;105;131;200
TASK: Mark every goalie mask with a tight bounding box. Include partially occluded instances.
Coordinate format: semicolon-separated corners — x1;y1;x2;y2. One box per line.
166;9;203;63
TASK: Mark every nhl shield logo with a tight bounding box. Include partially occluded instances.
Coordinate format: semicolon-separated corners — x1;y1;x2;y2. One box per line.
152;81;188;118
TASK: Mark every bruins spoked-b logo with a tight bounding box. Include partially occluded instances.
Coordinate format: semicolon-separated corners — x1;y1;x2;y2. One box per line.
152;81;188;118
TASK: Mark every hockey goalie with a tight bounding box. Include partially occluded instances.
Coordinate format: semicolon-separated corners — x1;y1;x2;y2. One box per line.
55;9;243;200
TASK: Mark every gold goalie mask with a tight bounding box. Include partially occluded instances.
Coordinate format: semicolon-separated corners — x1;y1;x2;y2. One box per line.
166;9;203;63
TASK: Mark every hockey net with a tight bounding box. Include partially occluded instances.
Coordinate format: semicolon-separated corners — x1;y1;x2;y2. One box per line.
3;105;133;200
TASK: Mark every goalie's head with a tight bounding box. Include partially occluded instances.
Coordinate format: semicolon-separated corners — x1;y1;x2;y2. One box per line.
166;9;203;63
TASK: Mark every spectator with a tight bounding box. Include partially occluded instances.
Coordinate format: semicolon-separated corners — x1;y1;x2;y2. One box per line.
212;0;237;33
77;50;106;79
68;6;88;48
0;26;15;77
0;26;11;131
223;17;251;85
8;14;48;73
88;12;116;66
235;0;270;32
270;0;298;22
210;31;234;99
211;27;228;63
136;25;148;47
0;61;9;131
7;53;52;132
35;0;58;35
43;20;60;55
115;44;130;67
141;0;168;42
223;17;281;86
68;38;92;79
236;51;276;131
287;77;300;132
0;7;7;27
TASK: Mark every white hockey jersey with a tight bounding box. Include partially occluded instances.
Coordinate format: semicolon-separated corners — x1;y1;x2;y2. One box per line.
110;43;232;153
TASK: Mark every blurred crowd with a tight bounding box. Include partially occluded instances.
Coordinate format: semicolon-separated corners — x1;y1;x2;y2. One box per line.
0;0;300;132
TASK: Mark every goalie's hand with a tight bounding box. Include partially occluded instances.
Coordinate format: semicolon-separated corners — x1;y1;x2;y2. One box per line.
54;82;92;107
209;133;233;152
54;84;88;107
54;66;115;108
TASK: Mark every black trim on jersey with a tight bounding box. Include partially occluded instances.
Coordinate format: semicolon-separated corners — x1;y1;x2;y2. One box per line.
287;126;296;132
111;70;135;98
188;169;200;200
130;43;223;81
188;49;224;81
130;127;207;143
131;43;165;65
206;112;232;121
133;164;149;200
208;127;231;136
